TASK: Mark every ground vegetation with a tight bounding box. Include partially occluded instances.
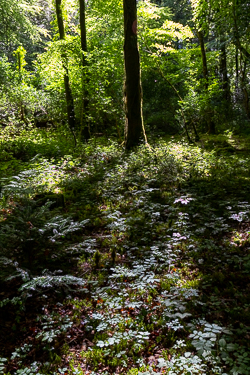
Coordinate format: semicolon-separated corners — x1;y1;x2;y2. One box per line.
0;0;250;374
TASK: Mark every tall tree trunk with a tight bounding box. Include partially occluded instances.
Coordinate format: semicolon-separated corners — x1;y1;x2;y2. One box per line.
197;30;215;134
240;56;250;118
220;38;230;101
197;30;208;89
55;0;76;134
79;0;90;141
79;0;87;65
232;0;249;117
236;45;239;87
123;0;145;149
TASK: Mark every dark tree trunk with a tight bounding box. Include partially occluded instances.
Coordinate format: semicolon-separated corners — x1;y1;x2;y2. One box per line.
240;57;250;118
55;0;65;39
79;0;90;141
197;30;208;89
79;0;87;65
55;0;76;133
220;39;230;101
236;45;239;85
123;0;144;149
197;30;215;134
232;0;249;117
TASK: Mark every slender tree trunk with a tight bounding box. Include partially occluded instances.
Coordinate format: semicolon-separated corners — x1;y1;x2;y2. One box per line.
240;56;250;118
55;0;76;134
232;0;249;117
123;0;145;149
79;0;90;141
197;30;208;89
236;45;239;85
79;0;87;64
197;30;215;134
220;38;230;101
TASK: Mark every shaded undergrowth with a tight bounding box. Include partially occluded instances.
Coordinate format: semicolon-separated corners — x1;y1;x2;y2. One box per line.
0;127;250;375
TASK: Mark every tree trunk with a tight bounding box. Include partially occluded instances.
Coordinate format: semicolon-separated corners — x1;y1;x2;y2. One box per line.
123;0;144;149
240;56;250;118
197;30;215;134
236;45;239;86
55;0;76;133
79;0;87;65
197;30;208;89
79;0;90;141
220;38;230;101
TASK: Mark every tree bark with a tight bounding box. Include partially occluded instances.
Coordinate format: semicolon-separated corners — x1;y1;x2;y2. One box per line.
197;29;215;134
232;0;249;117
79;0;87;65
236;45;239;83
55;0;76;133
240;56;250;118
220;38;230;101
79;0;90;141
197;30;208;89
123;0;144;149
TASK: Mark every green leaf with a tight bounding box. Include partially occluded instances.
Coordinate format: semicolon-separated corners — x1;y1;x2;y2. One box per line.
226;343;236;351
219;338;226;348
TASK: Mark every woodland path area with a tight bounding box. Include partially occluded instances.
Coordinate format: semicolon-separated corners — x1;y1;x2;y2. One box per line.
0;130;250;375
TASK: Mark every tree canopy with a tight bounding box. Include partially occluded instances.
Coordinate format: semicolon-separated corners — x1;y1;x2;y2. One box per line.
1;0;249;141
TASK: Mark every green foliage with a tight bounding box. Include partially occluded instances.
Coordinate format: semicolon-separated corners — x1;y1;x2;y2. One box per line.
111;247;116;264
0;127;75;164
0;357;7;375
92;250;101;269
13;46;27;72
0;196;87;276
0;0;250;374
0;0;44;52
1;133;250;374
35;313;73;343
0;0;248;138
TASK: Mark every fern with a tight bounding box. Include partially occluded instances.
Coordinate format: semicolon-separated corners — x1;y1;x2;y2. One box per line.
19;274;86;293
0;198;88;279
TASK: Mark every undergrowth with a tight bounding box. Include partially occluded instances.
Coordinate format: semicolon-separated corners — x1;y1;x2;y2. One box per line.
0;126;250;374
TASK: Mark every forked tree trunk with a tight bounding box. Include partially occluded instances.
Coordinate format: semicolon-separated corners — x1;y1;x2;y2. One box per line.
79;0;90;141
123;0;144;149
55;0;76;133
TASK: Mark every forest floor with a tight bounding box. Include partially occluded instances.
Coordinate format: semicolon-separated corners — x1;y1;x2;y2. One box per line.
0;126;250;375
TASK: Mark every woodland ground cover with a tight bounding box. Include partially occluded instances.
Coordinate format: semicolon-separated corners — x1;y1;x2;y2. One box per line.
0;127;250;375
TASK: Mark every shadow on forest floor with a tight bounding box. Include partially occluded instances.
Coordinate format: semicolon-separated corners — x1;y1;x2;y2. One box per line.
0;132;250;374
